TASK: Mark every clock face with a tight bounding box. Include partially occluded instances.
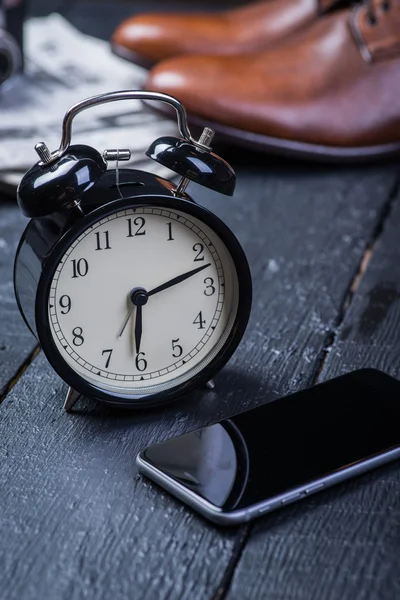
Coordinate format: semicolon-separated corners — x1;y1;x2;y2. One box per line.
47;204;240;396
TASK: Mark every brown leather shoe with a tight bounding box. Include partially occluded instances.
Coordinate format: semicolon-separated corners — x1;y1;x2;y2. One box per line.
112;0;344;68
144;0;400;161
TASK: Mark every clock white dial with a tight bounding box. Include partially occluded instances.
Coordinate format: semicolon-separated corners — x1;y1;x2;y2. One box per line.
48;206;239;395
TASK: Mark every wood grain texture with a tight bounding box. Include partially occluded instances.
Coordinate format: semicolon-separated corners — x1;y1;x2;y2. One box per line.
320;177;400;380
210;159;400;408
0;160;398;600
224;172;400;600
225;464;399;600
0;203;37;397
0;355;240;600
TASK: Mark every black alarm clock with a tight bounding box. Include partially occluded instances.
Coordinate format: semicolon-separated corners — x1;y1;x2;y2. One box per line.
14;90;252;412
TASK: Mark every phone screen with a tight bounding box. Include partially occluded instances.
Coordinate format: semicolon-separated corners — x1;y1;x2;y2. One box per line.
141;370;400;511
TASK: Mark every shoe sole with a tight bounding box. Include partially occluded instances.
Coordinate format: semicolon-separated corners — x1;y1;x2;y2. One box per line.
111;43;156;70
146;100;400;163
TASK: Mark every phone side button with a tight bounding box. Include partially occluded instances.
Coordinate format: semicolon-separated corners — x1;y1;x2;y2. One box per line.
258;504;273;515
305;483;324;494
281;492;302;505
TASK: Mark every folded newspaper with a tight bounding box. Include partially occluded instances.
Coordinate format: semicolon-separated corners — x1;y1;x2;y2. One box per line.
0;13;177;195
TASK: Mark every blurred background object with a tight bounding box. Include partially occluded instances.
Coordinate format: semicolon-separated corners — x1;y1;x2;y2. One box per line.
0;0;26;87
0;0;244;197
0;4;180;196
112;0;344;68
118;0;399;162
1;0;399;200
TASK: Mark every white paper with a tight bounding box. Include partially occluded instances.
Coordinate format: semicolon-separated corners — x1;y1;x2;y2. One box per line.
0;14;177;189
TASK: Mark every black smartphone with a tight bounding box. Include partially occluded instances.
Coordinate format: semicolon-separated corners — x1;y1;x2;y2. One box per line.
136;369;400;525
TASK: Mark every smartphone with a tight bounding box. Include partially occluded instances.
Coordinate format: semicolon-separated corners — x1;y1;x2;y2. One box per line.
136;369;400;526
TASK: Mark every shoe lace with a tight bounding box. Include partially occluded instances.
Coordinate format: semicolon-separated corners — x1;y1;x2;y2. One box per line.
365;0;392;25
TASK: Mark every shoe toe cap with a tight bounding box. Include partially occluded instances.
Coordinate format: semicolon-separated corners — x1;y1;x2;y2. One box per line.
112;16;170;61
145;56;230;115
112;14;228;63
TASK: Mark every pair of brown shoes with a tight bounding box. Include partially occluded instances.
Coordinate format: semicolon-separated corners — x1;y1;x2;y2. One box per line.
112;0;400;161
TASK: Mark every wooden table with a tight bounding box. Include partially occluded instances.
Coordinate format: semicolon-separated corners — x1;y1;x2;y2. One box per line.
0;2;399;599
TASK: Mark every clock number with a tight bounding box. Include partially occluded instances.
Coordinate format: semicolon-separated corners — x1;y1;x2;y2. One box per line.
95;231;111;251
71;258;88;278
172;338;183;358
193;243;205;262
166;222;174;241
135;352;147;372
193;311;206;330
127;217;146;237
101;349;113;368
59;295;71;314
204;277;216;296
72;326;84;346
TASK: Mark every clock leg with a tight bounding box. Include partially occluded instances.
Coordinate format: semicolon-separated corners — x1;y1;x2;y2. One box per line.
204;379;215;390
63;387;81;412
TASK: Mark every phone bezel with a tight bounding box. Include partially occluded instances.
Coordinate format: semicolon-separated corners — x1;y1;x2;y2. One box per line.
136;446;400;526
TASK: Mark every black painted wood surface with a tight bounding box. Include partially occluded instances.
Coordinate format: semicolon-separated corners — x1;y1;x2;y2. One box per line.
226;176;400;600
0;2;399;599
1;159;399;600
0;202;37;399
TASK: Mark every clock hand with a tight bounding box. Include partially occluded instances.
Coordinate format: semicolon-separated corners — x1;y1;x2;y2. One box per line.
135;304;142;353
119;305;134;338
119;265;209;338
118;287;148;338
147;263;211;298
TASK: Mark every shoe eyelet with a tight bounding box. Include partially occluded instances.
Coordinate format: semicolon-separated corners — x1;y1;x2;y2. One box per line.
366;14;377;25
381;0;391;11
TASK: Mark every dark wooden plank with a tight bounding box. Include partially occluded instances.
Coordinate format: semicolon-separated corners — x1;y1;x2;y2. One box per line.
0;354;240;600
224;173;400;600
211;158;400;406
0;160;397;600
0;202;37;398
320;177;400;380
224;462;399;600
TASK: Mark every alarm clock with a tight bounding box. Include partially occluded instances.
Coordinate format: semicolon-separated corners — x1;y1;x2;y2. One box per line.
14;90;252;412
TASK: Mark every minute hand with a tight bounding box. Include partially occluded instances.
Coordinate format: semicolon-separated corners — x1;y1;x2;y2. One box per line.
148;263;211;297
